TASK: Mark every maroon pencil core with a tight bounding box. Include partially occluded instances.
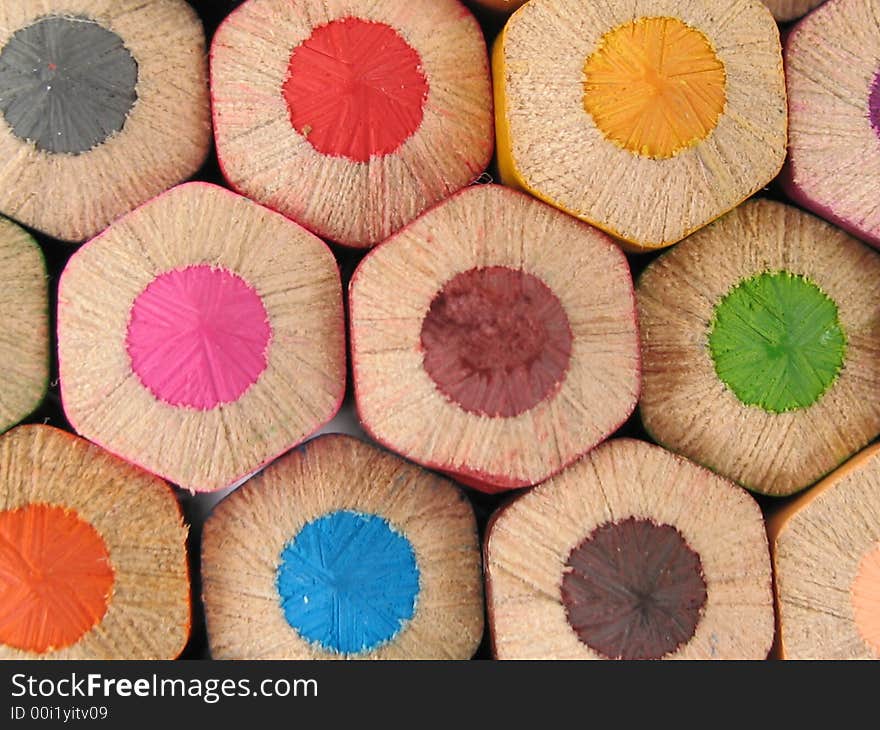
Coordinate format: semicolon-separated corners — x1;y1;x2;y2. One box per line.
561;517;707;660
419;266;573;418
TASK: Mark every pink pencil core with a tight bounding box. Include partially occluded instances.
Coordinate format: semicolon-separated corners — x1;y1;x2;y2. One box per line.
126;265;271;410
420;266;573;418
283;17;429;163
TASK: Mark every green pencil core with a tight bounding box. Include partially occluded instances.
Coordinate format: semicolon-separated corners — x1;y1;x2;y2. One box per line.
708;271;846;413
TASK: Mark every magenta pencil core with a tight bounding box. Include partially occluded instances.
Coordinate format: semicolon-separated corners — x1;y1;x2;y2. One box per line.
126;265;271;410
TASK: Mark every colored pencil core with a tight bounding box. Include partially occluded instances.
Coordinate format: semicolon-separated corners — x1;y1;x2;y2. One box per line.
126;265;272;411
0;16;138;155
869;70;880;138
583;16;726;159
276;510;420;655
420;266;573;418
708;271;846;414
0;504;113;653
852;543;880;655
561;517;707;660
283;18;429;163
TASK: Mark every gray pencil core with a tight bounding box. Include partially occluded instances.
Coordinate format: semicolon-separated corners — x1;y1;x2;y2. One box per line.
0;16;138;155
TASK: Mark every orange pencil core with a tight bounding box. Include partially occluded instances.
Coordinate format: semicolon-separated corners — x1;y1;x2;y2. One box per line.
0;504;113;653
583;16;726;159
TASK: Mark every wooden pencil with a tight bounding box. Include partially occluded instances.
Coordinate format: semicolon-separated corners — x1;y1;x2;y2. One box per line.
0;217;48;434
763;0;826;22
57;182;346;492
350;184;640;492
493;0;787;251
782;0;880;249
0;0;211;241
638;199;880;496
211;0;493;248
767;442;880;659
485;439;774;659
0;425;190;659
202;434;484;659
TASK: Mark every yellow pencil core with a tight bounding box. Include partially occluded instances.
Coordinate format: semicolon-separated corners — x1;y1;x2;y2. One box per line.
852;543;880;655
583;16;726;159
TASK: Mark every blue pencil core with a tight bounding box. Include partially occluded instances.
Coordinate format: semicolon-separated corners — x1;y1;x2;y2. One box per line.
276;510;420;655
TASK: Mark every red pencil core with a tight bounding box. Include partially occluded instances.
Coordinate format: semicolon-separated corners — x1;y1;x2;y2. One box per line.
0;504;114;653
420;266;573;418
283;18;429;162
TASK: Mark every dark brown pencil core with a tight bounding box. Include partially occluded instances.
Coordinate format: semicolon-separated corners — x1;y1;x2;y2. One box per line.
561;517;707;660
0;15;138;154
419;266;573;418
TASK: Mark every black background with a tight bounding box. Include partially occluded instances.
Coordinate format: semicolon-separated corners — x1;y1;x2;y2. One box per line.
18;0;805;660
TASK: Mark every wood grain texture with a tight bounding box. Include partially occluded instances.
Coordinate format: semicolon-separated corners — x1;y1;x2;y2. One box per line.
202;434;484;659
767;442;880;659
211;0;493;248
763;0;825;22
783;0;880;248
638;199;880;496
0;425;190;659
